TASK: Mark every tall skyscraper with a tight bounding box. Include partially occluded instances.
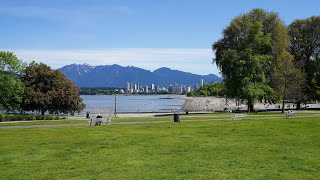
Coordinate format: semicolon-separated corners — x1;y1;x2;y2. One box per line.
187;86;191;93
195;83;199;90
134;84;137;92
126;82;130;91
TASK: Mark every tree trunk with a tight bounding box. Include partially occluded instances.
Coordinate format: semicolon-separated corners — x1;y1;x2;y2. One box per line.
281;96;285;113
296;102;301;110
247;101;254;112
41;110;45;115
282;79;287;113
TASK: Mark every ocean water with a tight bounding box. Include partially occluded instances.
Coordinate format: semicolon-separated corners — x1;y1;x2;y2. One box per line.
81;95;186;113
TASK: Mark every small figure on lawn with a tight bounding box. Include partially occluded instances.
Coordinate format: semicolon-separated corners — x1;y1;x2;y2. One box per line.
95;114;103;125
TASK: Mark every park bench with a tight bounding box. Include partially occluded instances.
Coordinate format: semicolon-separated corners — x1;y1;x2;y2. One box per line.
232;114;247;120
284;111;295;118
89;114;112;126
88;109;114;126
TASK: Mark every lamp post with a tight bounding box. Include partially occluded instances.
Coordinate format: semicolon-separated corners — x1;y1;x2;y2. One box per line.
114;89;118;117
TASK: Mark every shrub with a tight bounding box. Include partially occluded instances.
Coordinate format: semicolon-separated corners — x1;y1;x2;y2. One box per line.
45;115;53;120
0;114;3;122
29;115;36;120
15;115;23;121
54;116;60;120
23;115;32;121
35;114;44;120
5;115;14;121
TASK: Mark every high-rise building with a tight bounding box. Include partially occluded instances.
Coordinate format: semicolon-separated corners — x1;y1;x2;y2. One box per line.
145;85;149;93
155;85;159;93
151;84;155;92
134;84;137;92
195;83;199;90
200;79;204;88
187;86;191;93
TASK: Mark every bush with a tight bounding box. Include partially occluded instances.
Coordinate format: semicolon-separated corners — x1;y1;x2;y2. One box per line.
5;115;14;121
35;114;44;120
26;115;36;121
45;115;54;120
0;114;60;122
0;114;3;122
15;115;24;121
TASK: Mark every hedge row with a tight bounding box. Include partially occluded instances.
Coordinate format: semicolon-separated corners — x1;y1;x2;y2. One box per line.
0;114;63;122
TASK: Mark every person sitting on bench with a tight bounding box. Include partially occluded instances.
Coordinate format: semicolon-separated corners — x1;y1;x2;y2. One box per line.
95;114;103;125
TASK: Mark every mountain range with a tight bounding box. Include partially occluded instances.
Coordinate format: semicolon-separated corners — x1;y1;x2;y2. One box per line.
59;64;222;88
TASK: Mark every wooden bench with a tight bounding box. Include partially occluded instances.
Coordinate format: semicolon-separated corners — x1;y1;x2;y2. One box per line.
284;111;295;118
232;114;247;120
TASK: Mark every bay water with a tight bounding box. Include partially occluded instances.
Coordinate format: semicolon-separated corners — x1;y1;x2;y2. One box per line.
81;95;186;113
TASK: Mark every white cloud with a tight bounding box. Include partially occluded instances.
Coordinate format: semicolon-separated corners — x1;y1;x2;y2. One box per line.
3;48;220;75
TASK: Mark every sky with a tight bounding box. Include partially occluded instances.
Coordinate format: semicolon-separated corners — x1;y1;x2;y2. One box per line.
1;0;319;75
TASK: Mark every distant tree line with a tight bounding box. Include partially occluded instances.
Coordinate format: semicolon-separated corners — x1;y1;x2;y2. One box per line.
212;8;320;112
0;52;85;115
187;82;225;97
80;87;170;95
80;87;119;95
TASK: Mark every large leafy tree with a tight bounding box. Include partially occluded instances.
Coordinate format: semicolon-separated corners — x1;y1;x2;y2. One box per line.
22;62;85;115
288;16;320;102
212;9;290;112
272;56;306;112
0;51;25;111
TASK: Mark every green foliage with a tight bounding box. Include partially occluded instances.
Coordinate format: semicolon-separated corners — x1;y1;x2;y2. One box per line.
0;51;25;74
22;62;85;115
80;87;120;95
0;74;24;111
0;51;25;111
213;9;290;111
289;16;320;101
0;114;60;122
35;114;44;120
187;82;225;97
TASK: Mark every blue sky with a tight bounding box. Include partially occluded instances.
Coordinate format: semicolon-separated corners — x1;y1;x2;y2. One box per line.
1;0;319;75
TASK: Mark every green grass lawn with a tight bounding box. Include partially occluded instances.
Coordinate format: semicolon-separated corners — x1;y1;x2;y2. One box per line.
0;117;319;179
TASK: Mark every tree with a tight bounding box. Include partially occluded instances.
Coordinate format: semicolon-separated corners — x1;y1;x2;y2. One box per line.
212;9;290;112
187;82;226;97
0;51;25;111
22;62;85;115
288;16;320;102
272;55;306;112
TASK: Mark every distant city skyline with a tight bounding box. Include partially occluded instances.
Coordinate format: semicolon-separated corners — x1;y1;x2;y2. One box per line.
1;0;319;75
124;79;206;94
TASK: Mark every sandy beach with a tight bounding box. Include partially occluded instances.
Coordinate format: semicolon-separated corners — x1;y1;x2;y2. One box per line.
181;97;301;112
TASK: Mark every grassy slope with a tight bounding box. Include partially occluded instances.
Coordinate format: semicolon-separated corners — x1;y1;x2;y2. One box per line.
0;117;319;179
